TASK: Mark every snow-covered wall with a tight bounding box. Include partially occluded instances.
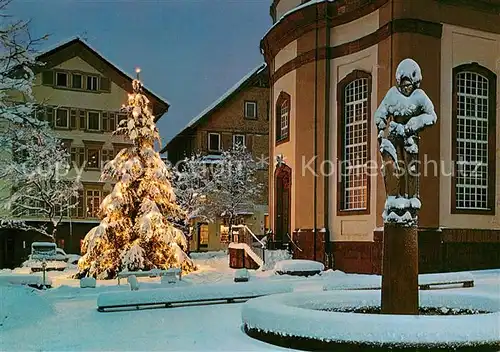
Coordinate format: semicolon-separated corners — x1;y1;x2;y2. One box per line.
439;24;500;229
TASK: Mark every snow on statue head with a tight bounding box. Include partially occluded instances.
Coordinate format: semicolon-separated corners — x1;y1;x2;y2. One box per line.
396;58;422;97
374;58;437;226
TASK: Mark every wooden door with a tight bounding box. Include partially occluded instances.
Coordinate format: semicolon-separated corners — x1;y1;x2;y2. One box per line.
275;165;291;243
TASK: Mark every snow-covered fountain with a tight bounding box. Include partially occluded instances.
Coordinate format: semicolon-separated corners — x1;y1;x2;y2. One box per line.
241;59;500;350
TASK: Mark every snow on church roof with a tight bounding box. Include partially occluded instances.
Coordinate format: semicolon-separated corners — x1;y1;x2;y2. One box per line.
264;0;335;39
37;36;171;109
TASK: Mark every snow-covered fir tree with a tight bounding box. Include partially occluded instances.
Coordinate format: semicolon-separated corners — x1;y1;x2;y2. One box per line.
77;72;195;279
206;143;262;238
0;0;46;127
0;125;81;241
173;153;212;239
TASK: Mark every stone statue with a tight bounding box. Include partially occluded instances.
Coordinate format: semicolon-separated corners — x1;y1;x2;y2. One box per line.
375;58;437;226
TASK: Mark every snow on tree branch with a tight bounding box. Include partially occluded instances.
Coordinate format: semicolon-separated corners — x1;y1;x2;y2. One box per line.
0;0;48;127
205;144;262;235
0;124;81;241
77;75;195;279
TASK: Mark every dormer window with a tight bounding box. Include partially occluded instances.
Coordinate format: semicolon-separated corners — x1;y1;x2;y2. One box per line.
56;72;68;87
86;75;98;91
72;73;82;89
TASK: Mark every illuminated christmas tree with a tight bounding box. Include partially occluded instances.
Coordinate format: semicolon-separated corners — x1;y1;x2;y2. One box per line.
77;69;195;279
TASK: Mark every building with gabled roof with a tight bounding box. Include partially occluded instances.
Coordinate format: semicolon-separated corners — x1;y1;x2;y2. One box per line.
162;64;270;252
0;37;170;268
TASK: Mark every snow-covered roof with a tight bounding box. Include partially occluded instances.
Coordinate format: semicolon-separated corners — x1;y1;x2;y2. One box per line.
264;0;335;39
163;63;267;150
37;36;170;111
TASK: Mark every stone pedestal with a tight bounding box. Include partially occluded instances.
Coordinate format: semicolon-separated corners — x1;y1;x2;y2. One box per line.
381;223;419;314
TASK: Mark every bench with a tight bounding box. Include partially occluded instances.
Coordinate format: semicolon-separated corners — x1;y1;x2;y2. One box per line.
418;272;474;290
117;268;181;285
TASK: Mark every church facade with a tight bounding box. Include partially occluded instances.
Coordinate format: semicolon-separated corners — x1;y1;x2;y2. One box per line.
262;0;500;273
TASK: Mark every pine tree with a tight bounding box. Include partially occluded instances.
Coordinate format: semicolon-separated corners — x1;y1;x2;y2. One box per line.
77;72;195;279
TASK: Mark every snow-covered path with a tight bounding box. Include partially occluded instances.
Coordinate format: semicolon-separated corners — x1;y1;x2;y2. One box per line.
2;294;284;351
1;252;498;351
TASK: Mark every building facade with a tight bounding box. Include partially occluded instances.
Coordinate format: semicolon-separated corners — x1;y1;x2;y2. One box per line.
263;0;500;273
0;38;169;268
163;64;270;252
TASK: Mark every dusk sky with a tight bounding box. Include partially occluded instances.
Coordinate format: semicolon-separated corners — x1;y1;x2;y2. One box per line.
10;0;272;144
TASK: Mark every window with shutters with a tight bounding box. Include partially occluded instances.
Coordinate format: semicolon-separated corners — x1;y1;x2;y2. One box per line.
109;113;116;132
46;107;54;127
71;147;85;168
87;111;100;131
86;147;100;169
55;72;68;87
70;109;77;129
79;110;86;130
100;77;111;92
117;114;127;128
86;189;102;218
102;149;114;166
72;73;82;89
71;189;84;218
42;71;54;85
102;112;109;132
86;75;98;91
55;108;69;128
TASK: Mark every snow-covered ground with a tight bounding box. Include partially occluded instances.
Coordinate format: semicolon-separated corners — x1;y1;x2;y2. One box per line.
1;252;499;351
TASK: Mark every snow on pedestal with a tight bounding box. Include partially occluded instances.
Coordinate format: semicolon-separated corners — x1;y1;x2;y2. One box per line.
375;58;438;315
127;275;140;291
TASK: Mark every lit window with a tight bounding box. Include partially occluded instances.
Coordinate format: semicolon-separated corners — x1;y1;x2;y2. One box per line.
86;148;100;169
86;190;102;218
199;224;209;248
